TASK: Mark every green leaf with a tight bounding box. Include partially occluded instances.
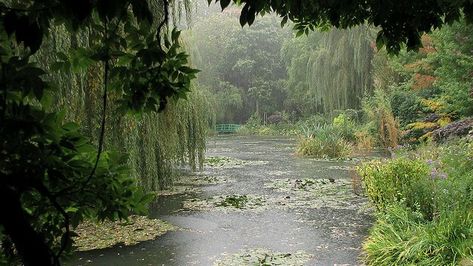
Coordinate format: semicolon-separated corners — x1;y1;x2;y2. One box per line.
65;206;79;213
281;16;288;27
240;4;249;26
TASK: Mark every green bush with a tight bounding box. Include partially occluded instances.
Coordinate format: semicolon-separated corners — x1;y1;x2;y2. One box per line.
237;123;299;136
364;205;473;266
357;158;433;218
390;89;423;127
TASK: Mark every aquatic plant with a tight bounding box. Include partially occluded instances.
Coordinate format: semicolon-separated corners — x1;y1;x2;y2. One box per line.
215;195;250;209
184;194;266;212
74;216;177;251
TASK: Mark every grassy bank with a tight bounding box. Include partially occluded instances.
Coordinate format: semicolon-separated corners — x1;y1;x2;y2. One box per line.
357;139;473;265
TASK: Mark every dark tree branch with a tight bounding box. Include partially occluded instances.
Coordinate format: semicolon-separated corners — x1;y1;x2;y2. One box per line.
0;184;55;266
157;0;170;46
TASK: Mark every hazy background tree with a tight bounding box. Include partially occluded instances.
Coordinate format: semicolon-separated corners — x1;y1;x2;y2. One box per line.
282;26;374;117
186;7;290;123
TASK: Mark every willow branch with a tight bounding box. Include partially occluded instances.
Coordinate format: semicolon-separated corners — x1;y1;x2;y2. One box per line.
83;57;109;187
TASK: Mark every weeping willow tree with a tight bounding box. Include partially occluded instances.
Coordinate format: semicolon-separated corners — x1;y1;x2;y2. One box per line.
283;26;374;116
33;1;211;192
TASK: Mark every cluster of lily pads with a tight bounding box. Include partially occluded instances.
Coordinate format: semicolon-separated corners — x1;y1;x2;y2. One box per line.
73;216;177;251
181;177;368;214
205;156;269;168
265;178;368;211
213;248;313;266
183;194;267;212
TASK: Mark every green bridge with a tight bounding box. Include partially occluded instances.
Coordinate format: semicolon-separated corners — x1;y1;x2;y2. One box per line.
215;124;241;134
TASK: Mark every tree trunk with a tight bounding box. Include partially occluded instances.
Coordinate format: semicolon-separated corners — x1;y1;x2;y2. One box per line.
0;185;56;266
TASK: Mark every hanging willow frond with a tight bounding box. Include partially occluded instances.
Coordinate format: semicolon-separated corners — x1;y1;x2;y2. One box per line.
285;25;374;116
32;0;211;192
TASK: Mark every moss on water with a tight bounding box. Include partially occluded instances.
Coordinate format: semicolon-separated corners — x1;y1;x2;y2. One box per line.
73;216;177;251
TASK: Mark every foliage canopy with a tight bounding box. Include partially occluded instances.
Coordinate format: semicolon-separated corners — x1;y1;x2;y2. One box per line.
213;0;473;53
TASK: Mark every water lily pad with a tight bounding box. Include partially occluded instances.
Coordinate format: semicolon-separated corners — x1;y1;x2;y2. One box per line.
156;174;234;196
205;156;244;168
265;178;368;211
183;194;268;212
205;156;269;168
74;216;177;251
213;248;313;266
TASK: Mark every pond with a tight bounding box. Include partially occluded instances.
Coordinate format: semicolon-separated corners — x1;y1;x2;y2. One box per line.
70;136;378;265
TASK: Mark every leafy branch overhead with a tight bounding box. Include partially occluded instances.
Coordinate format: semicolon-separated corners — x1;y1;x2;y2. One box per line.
0;0;197;265
2;0;198;112
213;0;473;53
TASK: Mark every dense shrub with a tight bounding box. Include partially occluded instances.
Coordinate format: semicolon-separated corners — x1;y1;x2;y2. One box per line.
267;113;284;124
354;128;375;151
296;136;352;158
390;90;423;127
237;123;299;136
357;158;433;218
362;89;400;148
296;115;329;134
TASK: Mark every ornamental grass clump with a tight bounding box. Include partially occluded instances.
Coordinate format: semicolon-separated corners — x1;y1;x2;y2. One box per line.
296;124;352;158
363;206;473;266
